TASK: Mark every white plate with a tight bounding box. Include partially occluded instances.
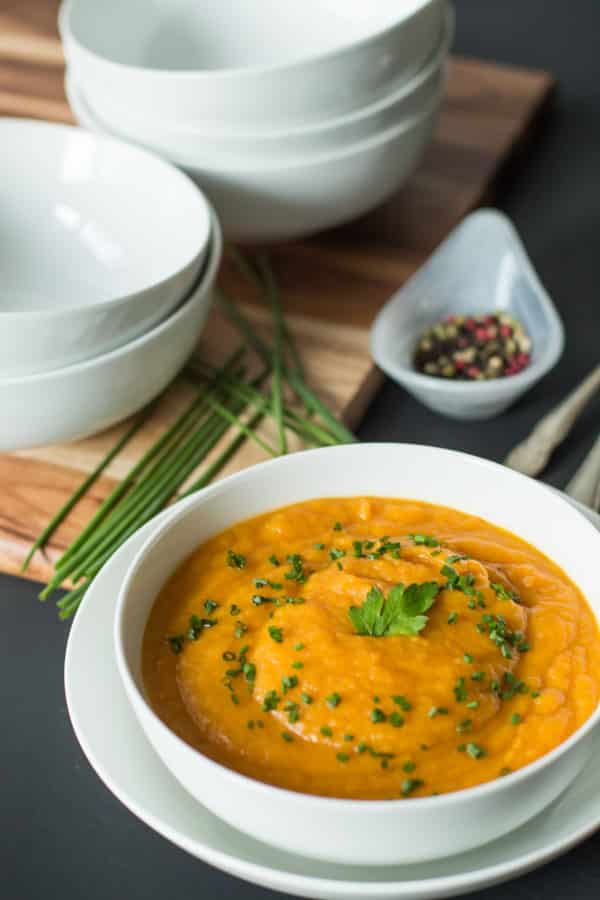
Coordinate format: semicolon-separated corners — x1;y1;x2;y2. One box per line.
64;491;600;900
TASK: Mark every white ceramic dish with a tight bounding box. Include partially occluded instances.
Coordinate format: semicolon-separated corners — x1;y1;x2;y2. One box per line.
371;210;565;421
0;210;221;451
60;0;445;133
114;444;600;866
66;487;600;900
0;119;211;377
68;76;441;243
65;11;451;166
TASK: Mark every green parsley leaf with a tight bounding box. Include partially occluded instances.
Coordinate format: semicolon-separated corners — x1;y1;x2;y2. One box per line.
348;581;440;638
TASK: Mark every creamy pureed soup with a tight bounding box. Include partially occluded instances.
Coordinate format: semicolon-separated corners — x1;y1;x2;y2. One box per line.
142;498;600;800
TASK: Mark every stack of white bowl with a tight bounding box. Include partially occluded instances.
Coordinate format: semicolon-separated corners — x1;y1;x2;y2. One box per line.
60;0;453;243
0;118;220;452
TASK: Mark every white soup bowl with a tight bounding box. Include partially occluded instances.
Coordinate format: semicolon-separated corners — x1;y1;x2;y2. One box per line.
0;119;211;377
60;0;446;132
0;211;221;451
114;443;600;866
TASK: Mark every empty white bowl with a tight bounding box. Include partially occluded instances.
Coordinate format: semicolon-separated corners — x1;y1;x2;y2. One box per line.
0;210;221;451
66;10;451;166
114;443;600;865
68;75;443;243
371;209;565;420
0;119;211;377
60;0;446;133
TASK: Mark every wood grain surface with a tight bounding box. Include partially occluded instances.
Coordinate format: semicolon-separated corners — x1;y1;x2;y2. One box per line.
0;0;555;583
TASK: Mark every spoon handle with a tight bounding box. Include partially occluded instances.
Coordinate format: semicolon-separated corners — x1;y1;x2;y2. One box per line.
565;433;600;508
505;364;600;476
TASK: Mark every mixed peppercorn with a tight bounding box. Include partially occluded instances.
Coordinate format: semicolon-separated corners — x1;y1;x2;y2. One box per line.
414;313;532;381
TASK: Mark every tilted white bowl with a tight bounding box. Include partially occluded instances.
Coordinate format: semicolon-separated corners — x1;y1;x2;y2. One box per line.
68;76;442;243
59;0;446;132
65;9;451;165
0;210;221;451
115;443;600;866
0;119;211;377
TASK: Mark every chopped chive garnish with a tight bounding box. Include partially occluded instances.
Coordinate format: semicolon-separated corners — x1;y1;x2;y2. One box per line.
401;778;424;797
294;642;305;651
281;675;298;694
268;625;283;642
243;662;256;684
281;732;293;743
511;713;523;725
428;706;448;718
456;719;472;733
326;692;341;708
333;522;343;531
313;543;325;550
343;733;354;742
466;700;480;709
389;712;405;728
447;611;458;624
531;690;541;698
370;708;386;723
262;690;280;711
471;671;485;682
336;752;350;762
409;534;439;547
392;695;412;711
269;554;280;566
466;742;486;759
499;766;512;777
402;761;416;773
253;577;283;590
252;594;276;606
329;548;346;561
167;634;185;655
204;599;218;612
229;604;241;615
222;650;236;661
292;661;304;669
463;653;473;664
227;550;246;569
234;621;247;638
301;692;313;704
320;725;333;737
454;677;468;702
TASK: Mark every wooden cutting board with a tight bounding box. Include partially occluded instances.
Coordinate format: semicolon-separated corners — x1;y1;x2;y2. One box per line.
0;0;555;584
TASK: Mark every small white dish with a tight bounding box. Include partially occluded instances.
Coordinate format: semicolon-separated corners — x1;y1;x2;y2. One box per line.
65;488;600;900
60;0;445;133
114;444;599;866
370;210;565;421
65;10;451;166
0;119;211;377
67;75;442;243
0;209;221;451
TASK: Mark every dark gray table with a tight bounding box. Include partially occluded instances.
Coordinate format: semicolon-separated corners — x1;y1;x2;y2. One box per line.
2;1;599;897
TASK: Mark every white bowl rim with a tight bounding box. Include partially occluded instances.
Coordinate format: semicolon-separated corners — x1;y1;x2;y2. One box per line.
370;209;565;398
79;7;452;143
114;441;600;814
68;68;445;172
61;0;443;81
0;207;221;387
0;118;212;321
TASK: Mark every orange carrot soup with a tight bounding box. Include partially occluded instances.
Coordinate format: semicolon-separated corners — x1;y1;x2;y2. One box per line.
142;497;600;800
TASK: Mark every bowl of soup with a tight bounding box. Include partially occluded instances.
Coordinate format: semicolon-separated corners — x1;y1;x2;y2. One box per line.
114;444;600;865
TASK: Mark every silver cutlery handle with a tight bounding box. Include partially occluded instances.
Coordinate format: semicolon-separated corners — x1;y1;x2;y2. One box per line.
505;364;600;476
565;433;600;508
